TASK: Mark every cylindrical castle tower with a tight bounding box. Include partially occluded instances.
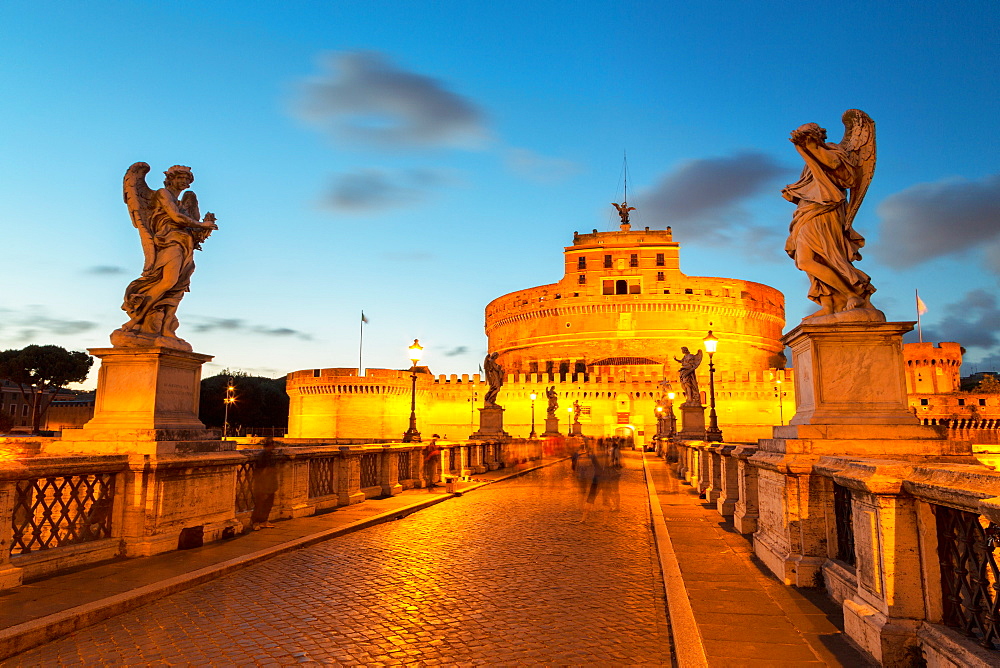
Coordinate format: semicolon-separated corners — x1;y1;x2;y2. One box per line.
485;226;786;377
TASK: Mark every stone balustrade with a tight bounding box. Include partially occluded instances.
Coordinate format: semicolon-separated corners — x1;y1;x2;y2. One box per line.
0;439;544;591
666;438;1000;666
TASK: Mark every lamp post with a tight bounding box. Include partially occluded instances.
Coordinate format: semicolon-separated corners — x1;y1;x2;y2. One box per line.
402;339;423;443
666;390;677;438
223;377;236;439
703;330;723;442
775;376;785;425
529;392;537;438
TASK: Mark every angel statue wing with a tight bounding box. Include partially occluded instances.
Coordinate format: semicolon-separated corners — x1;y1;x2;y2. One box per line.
180;190;200;221
123;162;157;273
691;349;703;368
839;109;876;230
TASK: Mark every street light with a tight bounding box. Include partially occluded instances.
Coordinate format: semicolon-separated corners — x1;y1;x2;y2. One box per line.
223;377;236;439
703;330;723;442
776;376;785;425
402;339;423;443
529;392;537;438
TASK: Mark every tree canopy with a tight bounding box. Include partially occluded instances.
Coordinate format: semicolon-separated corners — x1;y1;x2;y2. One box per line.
199;371;288;435
0;345;93;433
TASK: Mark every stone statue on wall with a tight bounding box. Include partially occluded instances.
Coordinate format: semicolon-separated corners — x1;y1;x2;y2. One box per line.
674;347;703;406
782;109;883;323
483;352;504;407
545;385;558;417
114;163;218;350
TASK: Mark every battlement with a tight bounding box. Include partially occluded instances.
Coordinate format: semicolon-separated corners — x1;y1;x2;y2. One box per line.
902;342;963;394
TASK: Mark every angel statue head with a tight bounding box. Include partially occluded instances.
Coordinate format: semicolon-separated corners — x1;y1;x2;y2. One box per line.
793;122;827;143
164;165;194;189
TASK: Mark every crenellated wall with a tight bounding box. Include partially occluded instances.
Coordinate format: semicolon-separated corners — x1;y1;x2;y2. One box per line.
286;365;793;444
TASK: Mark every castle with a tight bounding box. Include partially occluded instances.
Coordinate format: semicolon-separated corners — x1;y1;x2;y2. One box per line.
287;221;793;445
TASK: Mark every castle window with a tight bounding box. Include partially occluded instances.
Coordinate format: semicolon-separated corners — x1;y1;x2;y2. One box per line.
616;280;628;295
705;290;712;296
603;281;614;295
685;288;693;294
629;254;638;267
577;256;586;270
656;253;664;266
604;255;612;268
981;399;987;406
663;289;670;294
920;398;929;406
629;283;640;294
958;399;966;406
656;272;665;281
578;273;586;285
313;369;321;378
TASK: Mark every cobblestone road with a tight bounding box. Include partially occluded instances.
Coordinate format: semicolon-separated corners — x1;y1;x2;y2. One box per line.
7;454;672;666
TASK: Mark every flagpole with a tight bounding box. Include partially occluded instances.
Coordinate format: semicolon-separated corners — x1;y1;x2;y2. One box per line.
916;290;923;343
359;311;365;377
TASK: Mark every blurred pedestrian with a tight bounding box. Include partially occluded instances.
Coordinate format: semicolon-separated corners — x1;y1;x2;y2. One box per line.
251;439;278;530
610;439;622;468
579;445;603;522
423;439;441;491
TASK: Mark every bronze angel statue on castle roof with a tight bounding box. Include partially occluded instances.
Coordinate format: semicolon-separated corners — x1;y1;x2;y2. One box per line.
112;163;218;351
782;109;881;324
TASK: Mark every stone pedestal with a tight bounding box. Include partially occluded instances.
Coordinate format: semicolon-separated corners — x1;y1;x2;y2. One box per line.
713;444;739;516
732;444;760;534
678;404;706;440
570;420;582;436
786;321;917;426
469;405;510;440
541;416;560;437
46;346;224;455
750;321;975;587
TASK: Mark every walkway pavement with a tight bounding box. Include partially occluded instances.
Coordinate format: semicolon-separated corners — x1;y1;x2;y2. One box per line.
644;453;873;667
0;451;873;666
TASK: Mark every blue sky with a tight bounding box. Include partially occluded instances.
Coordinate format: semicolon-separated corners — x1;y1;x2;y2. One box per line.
2;1;998;387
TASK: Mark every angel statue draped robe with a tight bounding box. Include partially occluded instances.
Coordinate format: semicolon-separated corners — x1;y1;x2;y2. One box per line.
782;109;882;323
114;163;218;350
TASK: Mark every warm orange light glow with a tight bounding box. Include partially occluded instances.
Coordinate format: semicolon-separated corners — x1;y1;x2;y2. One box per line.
703;329;719;354
655;406;663;413
408;339;424;365
530;392;537;400
668;391;676;400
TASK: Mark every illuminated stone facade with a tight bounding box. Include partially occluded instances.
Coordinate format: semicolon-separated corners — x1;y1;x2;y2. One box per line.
287;226;793;444
904;341;1000;424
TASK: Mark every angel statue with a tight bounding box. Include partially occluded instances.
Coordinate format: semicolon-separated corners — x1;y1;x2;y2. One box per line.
483;352;504;408
545;385;558;418
782;109;883;323
113;163;218;350
612;201;636;225
674;347;703;406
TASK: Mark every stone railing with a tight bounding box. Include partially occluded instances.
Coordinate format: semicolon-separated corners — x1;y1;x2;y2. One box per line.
1;438;545;590
666;438;1000;666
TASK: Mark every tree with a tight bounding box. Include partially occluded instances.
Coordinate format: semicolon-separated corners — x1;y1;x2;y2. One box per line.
976;374;1000;394
199;372;288;435
0;345;93;434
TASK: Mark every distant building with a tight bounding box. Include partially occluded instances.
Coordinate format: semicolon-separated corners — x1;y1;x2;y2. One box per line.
0;381;92;433
288;225;792;445
904;342;1000;426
